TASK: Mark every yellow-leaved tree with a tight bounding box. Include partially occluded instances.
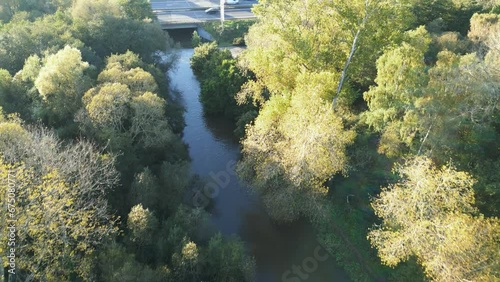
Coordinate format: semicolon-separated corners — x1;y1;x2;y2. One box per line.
237;0;414;222
368;156;500;281
0;114;119;281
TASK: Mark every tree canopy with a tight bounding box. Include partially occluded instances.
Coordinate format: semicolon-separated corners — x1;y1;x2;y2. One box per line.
368;157;500;281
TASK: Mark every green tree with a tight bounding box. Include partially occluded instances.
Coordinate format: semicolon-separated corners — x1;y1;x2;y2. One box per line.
368;157;500;281
363;23;499;159
171;241;201;281
237;0;415;222
130;91;173;148
0;69;28;118
158;161;190;215
35;45;92;126
97;242;171;282
199;58;247;117
155;205;210;264
242;0;412;100
190;42;232;78
190;42;256;120
127;204;159;246
129;167;161;211
192;30;202;48
83;83;131;133
238;92;355;221
363;27;431;157
0;12;87;74
468;13;499;55
0;112;31;162
72;15;171;64
98;61;159;95
102;50;174;98
0;0;69;23
118;0;155;20
203;233;256;282
363;18;500;218
71;0;121;21
81;54;174;150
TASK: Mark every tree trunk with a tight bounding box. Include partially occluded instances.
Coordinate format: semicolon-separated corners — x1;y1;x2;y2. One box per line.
334;0;370;108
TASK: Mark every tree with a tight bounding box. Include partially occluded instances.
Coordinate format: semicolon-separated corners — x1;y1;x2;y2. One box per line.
101;50;173;98
97;242;171;282
81;55;174;150
236;0;414;222
199;58;247;117
190;42;232;78
203;233;256;282
408;0;456;28
363;23;499;159
241;0;412;100
368;156;500;281
238;91;355;221
0;13;86;74
363;26;431;157
129;167;161;211
0;112;31;162
0;0;69;23
83;83;131;133
71;0;121;22
157;161;191;215
190;42;252;118
192;30;202;48
468;13;499;55
0;69;32;118
127;204;159;246
35;45;91;126
130;92;173;148
118;0;155;20
72;15;171;64
0;120;119;281
171;241;201;281
98;64;159;95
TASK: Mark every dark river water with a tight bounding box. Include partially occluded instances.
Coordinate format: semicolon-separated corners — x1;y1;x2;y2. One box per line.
169;48;350;282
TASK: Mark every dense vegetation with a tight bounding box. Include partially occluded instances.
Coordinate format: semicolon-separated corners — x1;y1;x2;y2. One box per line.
190;42;257;136
194;0;500;280
199;20;255;46
1;0;499;280
0;0;254;281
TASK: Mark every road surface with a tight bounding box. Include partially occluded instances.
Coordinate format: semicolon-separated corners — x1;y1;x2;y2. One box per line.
156;8;255;24
151;0;257;10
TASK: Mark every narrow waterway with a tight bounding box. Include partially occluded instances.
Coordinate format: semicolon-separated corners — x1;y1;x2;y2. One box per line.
169;48;350;282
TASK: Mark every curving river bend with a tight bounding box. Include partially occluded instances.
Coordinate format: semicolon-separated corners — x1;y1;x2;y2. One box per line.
169;48;350;282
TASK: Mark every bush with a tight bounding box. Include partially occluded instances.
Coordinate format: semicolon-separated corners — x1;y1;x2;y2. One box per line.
232;37;245;46
192;30;202;48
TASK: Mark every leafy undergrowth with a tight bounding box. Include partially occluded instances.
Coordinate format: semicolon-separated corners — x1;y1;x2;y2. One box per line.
313;145;428;281
201;20;255;46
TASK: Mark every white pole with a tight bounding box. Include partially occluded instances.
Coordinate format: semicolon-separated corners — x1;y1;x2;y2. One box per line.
220;0;225;30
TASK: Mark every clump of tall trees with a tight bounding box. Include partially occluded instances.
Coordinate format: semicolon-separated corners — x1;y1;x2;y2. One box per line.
236;0;411;223
0;113;118;280
202;0;500;280
0;0;255;281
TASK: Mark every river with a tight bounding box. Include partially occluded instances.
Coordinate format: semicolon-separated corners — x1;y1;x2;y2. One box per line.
169;48;350;282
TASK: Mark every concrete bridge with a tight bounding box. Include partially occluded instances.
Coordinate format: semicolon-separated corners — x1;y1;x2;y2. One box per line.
152;0;257;30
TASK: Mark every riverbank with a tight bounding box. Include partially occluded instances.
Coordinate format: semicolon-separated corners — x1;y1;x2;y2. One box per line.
169;48;350;282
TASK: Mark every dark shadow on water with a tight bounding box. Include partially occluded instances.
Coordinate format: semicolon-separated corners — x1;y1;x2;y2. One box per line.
166;28;196;48
203;114;240;144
